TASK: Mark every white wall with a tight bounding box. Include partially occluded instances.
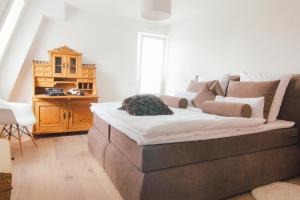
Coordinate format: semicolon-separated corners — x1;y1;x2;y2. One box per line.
0;0;65;101
6;0;300;102
165;0;300;93
9;2;168;103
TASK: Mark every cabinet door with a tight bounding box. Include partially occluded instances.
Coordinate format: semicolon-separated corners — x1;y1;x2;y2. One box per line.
68;101;93;131
67;56;79;77
34;101;68;133
52;55;67;77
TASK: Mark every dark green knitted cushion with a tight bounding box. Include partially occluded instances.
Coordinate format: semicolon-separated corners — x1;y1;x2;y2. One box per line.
119;95;173;116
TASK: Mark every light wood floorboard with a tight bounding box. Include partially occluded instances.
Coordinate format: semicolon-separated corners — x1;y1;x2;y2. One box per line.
8;134;300;200
10;134;123;200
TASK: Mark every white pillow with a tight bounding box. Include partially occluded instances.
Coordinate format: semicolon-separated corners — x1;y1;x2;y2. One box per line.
240;72;292;122
173;91;197;107
197;73;230;92
215;96;265;119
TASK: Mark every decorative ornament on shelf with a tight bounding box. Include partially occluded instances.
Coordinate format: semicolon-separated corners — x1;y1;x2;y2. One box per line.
142;0;172;21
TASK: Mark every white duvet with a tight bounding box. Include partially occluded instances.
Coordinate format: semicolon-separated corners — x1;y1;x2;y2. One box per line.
90;102;295;145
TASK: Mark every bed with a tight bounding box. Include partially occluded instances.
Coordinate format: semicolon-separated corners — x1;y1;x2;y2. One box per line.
88;75;300;200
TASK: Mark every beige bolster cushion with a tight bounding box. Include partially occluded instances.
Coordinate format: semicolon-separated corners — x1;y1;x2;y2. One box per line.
226;80;280;119
202;101;252;118
160;95;188;109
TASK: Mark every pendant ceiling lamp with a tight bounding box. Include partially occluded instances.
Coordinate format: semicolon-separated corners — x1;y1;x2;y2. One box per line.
142;0;172;21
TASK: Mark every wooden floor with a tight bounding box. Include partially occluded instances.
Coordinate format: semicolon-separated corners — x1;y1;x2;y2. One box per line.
9;134;300;200
10;133;123;200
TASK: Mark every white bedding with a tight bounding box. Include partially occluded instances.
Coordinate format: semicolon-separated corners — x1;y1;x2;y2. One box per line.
91;102;295;145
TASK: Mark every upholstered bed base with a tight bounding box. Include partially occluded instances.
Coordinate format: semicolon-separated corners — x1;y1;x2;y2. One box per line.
88;75;300;200
88;116;300;200
105;143;300;200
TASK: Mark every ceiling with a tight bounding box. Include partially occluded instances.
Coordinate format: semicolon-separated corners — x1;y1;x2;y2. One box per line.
66;0;208;23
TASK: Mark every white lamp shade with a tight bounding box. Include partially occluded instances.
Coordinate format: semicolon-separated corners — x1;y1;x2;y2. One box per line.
142;0;171;21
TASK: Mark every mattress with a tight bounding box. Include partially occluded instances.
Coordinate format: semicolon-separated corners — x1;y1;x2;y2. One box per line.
91;102;295;145
90;115;298;172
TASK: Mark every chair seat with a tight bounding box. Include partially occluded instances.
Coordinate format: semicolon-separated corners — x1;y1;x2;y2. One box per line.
0;100;36;126
0;99;37;156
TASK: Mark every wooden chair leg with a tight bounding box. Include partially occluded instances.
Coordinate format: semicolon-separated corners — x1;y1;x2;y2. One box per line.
0;125;5;137
8;125;12;141
16;124;23;156
23;126;38;147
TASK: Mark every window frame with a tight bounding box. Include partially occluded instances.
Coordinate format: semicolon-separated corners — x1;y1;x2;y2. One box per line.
137;32;168;94
0;0;25;63
0;0;13;28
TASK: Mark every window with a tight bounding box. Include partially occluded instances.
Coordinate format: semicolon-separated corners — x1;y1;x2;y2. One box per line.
137;32;168;94
0;0;24;62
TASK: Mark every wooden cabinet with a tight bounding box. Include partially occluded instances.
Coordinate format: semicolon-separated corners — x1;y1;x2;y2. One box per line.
49;46;81;78
33;97;98;134
32;46;98;135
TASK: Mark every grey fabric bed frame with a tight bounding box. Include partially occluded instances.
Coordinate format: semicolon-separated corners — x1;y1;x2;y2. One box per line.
88;75;300;200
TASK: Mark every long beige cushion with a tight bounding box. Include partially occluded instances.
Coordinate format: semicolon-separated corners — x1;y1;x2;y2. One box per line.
210;81;225;96
226;80;280;118
192;84;216;108
160;95;188;109
187;80;216;92
202;101;252;118
0;139;11;174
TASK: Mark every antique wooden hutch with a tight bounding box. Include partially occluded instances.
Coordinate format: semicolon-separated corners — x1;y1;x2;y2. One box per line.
32;46;98;134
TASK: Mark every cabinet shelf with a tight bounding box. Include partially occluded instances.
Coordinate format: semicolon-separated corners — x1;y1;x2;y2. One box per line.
34;94;98;99
54;81;77;84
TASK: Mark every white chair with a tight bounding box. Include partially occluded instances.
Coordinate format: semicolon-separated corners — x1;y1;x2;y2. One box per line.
0;99;37;155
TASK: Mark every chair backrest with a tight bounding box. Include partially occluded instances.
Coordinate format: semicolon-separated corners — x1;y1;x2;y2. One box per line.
0;109;17;125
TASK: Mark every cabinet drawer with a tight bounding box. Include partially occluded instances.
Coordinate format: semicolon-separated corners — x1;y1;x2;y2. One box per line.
35;82;54;87
35;77;54;87
81;73;94;78
35;71;52;77
78;78;93;83
82;68;94;73
34;65;51;77
81;68;95;78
